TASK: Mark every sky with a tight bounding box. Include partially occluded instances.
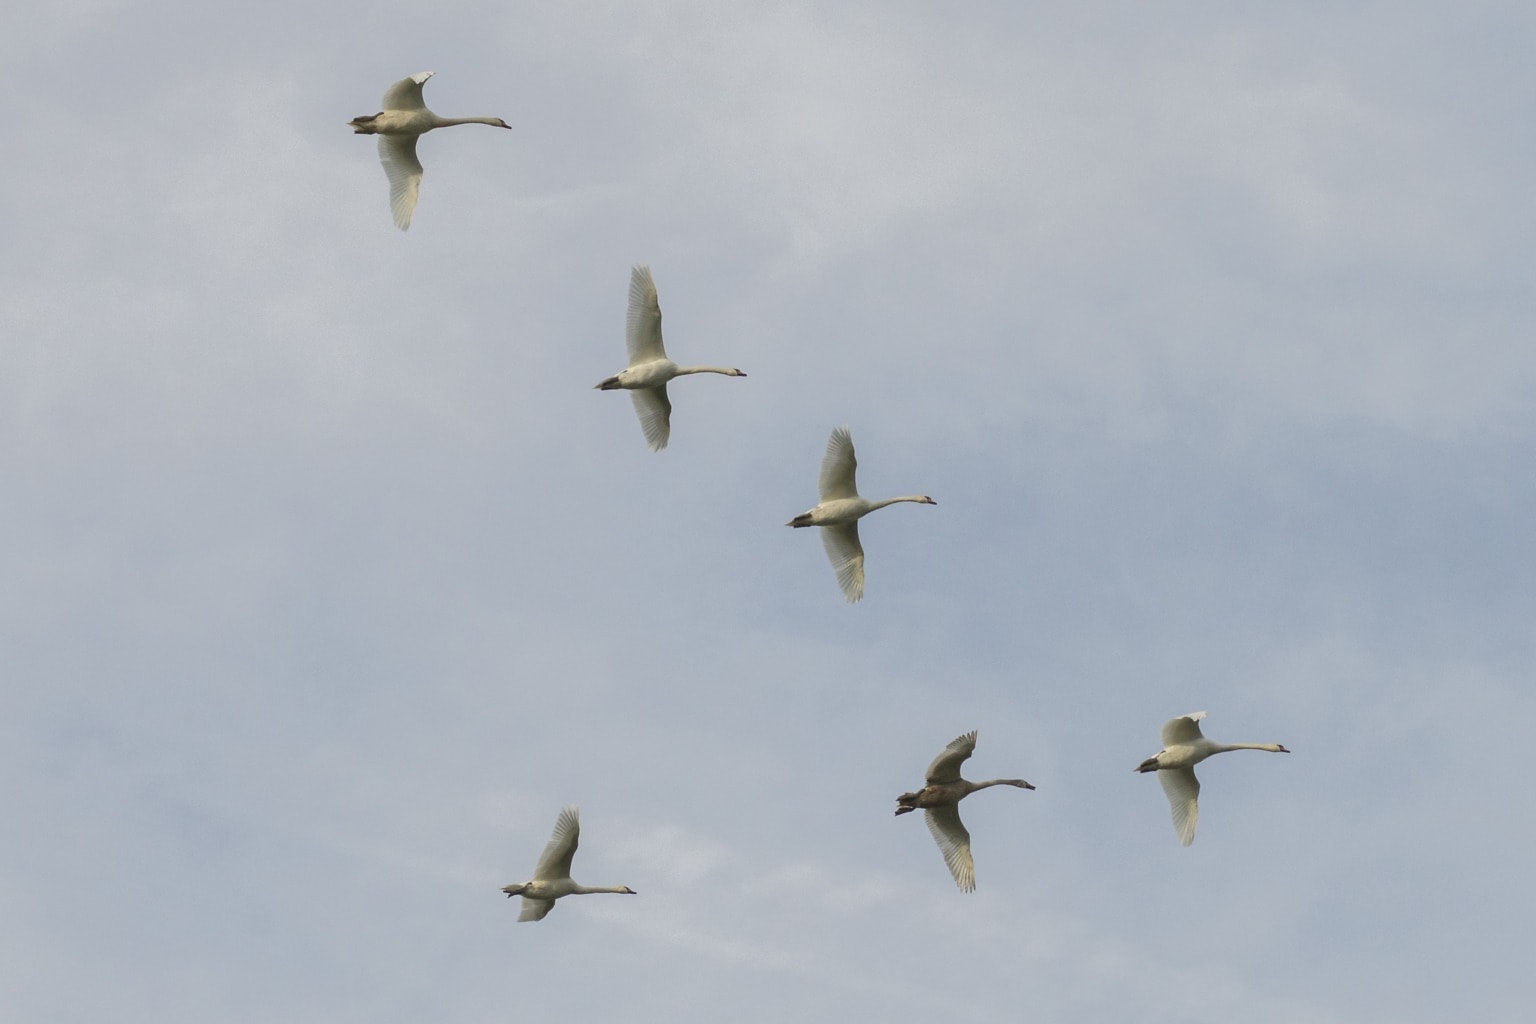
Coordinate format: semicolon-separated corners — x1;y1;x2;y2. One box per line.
3;1;1534;1021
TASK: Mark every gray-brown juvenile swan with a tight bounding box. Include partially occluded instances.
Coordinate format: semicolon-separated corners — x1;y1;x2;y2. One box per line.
595;264;747;451
787;425;935;602
500;806;636;922
1135;711;1290;846
896;731;1033;892
348;71;511;230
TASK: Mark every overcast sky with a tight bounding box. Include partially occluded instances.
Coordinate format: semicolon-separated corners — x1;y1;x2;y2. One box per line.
4;2;1534;1021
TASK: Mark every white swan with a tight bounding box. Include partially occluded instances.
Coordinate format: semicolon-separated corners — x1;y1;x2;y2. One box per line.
787;425;935;602
500;806;636;922
1135;711;1290;846
349;71;511;230
595;264;747;451
896;731;1033;892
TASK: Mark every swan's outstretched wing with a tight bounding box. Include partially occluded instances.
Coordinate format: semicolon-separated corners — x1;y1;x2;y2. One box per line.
625;264;667;366
1160;711;1208;747
518;897;556;922
818;425;859;500
630;385;672;452
381;71;433;110
820;522;864;602
378;135;423;230
924;803;975;892
532;805;581;881
925;731;978;784
1159;767;1200;846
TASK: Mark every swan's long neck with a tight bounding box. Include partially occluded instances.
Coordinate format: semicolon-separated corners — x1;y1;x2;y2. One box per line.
1212;742;1288;754
673;365;743;377
973;778;1034;791
571;884;633;895
430;115;509;128
869;495;934;511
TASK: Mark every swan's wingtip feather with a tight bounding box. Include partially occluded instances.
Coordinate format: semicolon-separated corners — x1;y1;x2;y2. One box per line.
411;71;435;84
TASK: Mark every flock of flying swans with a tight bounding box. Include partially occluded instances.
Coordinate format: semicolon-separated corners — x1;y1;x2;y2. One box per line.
348;72;1294;912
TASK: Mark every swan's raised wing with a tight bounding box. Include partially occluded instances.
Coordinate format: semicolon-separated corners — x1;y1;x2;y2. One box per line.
630;384;672;452
518;897;557;922
532;805;581;881
820;522;864;602
925;731;978;784
625;264;667;366
378;135;423;231
1160;711;1208;748
381;71;433;111
924;803;975;892
818;425;859;500
1158;767;1200;846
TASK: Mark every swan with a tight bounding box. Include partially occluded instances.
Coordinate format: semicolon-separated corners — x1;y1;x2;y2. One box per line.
786;425;935;602
500;806;636;922
349;71;511;230
595;264;747;451
1135;711;1290;846
895;731;1033;892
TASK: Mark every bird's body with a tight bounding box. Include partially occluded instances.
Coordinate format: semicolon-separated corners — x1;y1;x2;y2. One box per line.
500;806;636;922
895;731;1033;892
349;71;511;230
1135;711;1290;846
787;426;935;602
596;264;747;451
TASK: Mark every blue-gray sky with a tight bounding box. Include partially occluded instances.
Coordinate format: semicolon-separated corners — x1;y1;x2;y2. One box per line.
4;2;1534;1021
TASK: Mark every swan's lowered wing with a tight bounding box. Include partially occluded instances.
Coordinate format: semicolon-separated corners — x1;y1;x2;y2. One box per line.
1159;767;1200;846
924;803;975;892
378;135;423;231
820;521;864;602
518;897;556;922
630;384;672;452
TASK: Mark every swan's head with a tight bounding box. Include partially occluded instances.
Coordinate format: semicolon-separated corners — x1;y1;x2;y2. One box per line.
620;887;637;895
1134;755;1161;773
501;883;529;898
1275;745;1291;753
918;496;937;505
491;118;512;129
728;368;747;377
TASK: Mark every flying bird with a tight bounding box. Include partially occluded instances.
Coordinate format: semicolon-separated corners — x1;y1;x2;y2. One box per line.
896;731;1034;892
595;264;747;451
1135;711;1290;846
500;806;636;921
787;425;935;602
349;71;511;230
